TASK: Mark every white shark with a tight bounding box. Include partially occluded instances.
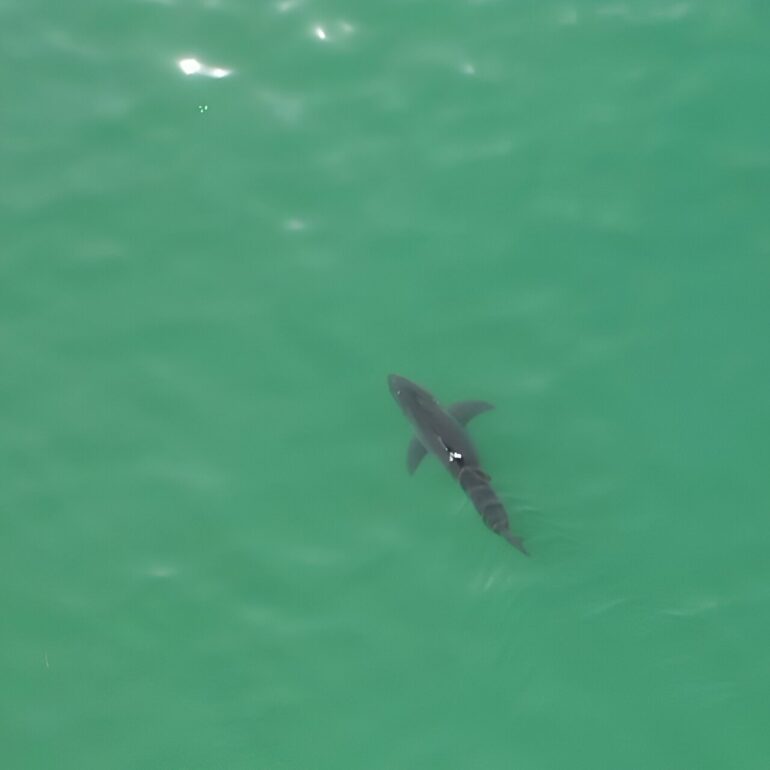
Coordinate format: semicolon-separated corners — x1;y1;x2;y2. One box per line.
388;374;528;555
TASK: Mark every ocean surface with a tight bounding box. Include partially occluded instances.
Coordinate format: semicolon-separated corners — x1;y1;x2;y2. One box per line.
2;1;769;768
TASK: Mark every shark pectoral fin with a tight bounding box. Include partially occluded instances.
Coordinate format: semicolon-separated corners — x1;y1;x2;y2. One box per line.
448;400;494;426
407;437;428;474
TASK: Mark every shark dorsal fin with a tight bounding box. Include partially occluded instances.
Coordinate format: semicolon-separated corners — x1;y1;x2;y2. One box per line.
448;400;494;426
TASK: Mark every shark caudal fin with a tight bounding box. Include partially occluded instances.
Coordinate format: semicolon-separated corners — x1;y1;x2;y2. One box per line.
501;529;529;556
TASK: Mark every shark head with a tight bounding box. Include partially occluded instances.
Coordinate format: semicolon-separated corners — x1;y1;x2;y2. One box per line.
388;374;437;418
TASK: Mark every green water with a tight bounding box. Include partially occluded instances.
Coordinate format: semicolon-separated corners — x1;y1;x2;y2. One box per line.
3;1;769;768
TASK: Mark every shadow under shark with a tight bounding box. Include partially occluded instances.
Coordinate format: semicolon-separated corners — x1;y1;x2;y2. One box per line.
388;374;528;555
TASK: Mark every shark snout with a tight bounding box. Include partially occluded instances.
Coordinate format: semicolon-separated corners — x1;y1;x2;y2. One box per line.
388;373;409;398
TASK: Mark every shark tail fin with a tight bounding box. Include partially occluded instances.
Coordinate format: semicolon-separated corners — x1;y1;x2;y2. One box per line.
502;529;529;556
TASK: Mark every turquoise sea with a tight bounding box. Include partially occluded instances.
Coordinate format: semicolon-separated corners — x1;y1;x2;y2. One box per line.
2;1;769;768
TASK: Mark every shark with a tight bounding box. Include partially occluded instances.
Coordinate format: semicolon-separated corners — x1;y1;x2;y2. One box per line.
388;374;528;554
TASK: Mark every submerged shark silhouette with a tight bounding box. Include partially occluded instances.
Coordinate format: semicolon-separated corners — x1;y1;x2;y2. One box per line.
388;374;527;555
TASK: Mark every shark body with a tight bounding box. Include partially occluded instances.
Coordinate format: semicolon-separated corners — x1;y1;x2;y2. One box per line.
388;374;527;555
